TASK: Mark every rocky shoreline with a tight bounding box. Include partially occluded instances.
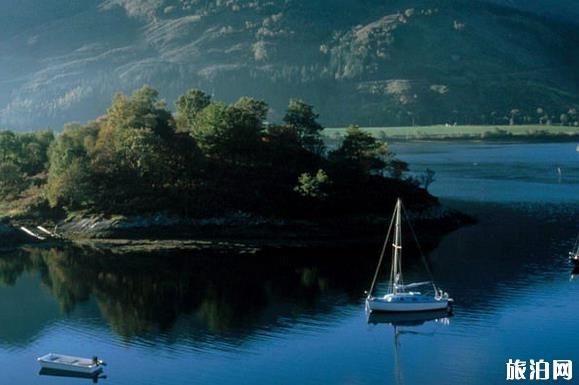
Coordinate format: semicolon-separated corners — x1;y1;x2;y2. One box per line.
1;205;473;252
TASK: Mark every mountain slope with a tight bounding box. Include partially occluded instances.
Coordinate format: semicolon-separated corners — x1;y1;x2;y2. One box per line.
1;0;578;130
484;0;579;23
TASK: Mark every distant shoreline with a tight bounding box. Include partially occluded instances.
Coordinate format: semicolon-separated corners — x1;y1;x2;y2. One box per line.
325;125;579;142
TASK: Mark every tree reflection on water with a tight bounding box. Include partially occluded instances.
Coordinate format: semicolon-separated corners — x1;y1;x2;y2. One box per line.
0;245;378;340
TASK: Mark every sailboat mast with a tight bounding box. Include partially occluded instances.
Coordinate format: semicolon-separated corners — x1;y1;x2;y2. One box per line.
392;199;403;294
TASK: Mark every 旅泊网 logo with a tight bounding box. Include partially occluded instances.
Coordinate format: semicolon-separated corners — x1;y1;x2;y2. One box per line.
506;359;572;381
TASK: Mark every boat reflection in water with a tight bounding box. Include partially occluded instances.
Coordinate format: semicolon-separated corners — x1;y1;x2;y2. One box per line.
39;368;107;383
570;266;579;282
367;309;451;327
367;310;452;385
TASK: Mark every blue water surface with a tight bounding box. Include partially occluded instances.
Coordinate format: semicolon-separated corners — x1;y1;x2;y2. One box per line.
1;141;578;385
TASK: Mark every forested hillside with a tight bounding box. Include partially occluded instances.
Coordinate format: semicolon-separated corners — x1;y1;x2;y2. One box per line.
1;0;578;130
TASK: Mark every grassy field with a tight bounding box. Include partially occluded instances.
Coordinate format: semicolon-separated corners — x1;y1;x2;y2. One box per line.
324;125;579;141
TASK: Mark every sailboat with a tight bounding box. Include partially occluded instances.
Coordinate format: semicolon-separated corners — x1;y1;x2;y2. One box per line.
570;235;579;264
365;198;453;313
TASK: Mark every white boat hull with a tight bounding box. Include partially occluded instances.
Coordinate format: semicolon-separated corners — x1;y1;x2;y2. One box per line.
366;294;451;313
37;354;103;374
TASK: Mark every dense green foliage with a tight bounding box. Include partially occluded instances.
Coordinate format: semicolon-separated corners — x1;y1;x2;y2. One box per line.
175;89;212;132
0;130;53;199
294;170;331;200
1;86;435;220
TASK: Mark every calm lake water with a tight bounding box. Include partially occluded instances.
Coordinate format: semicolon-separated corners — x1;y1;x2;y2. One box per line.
1;141;578;385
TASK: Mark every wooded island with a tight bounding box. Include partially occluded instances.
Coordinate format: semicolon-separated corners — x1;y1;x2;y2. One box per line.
1;86;441;238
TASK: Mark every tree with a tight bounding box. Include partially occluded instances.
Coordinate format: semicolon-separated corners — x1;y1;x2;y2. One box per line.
560;113;569;126
103;85;174;139
190;102;231;156
536;108;546;124
283;99;324;153
0;162;26;198
420;168;436;190
112;128;169;180
94;124;184;212
0;129;54;175
191;102;265;163
18;130;54;175
0;131;19;163
230;98;268;145
294;169;331;199
567;107;577;126
233;97;268;122
390;159;409;179
330;125;391;175
509;109;520;126
46;129;94;209
568;108;577;125
263;124;319;181
175;89;212;132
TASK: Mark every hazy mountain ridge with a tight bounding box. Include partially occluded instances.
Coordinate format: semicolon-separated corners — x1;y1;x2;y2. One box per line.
1;0;578;130
486;0;579;23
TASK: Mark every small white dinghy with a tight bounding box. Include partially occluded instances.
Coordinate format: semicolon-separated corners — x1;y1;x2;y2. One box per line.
365;198;453;313
37;353;105;374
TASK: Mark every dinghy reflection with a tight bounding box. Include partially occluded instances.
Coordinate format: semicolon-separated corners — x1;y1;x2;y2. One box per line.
39;368;106;383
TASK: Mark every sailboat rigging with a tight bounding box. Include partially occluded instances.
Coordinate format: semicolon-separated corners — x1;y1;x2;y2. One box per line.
365;198;453;313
